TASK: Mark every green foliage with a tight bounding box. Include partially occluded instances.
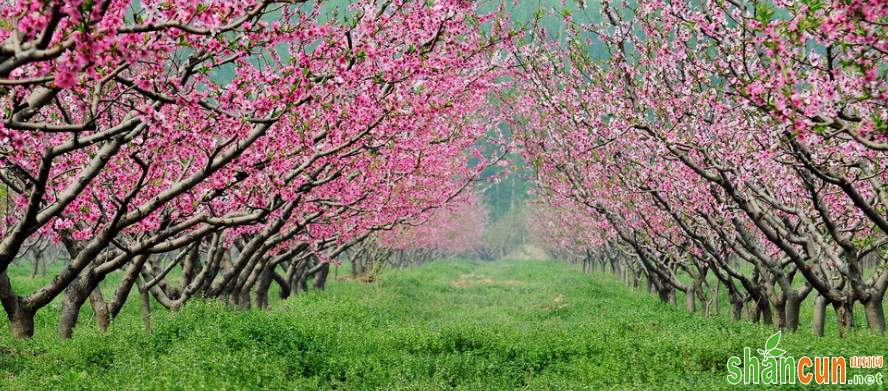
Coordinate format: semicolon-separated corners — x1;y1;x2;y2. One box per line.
480;154;532;222
479;206;528;258
0;260;884;390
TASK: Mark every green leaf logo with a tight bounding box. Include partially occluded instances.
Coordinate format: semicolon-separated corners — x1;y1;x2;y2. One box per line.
758;331;784;360
766;332;780;350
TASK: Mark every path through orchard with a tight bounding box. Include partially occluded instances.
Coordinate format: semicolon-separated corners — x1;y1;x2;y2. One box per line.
1;259;885;390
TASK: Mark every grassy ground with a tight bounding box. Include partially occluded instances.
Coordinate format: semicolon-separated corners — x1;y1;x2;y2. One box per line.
0;259;885;390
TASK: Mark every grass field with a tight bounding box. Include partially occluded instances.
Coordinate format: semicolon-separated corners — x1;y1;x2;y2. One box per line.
0;259;885;390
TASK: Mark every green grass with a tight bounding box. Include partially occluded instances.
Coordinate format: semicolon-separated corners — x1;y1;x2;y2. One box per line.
0;259;885;390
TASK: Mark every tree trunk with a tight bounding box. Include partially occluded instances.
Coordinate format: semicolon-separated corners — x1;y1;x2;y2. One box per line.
751;299;773;325
685;288;696;313
297;266;310;292
271;271;290;300
712;281;720;315
8;307;36;340
253;265;273;310
29;253;40;279
107;254;150;321
833;299;855;338
58;275;97;339
135;276;152;335
312;263;330;291
813;294;827;337
761;302;773;325
751;301;761;323
771;300;788;330
862;294;886;336
89;287;111;333
238;288;251;310
731;299;743;322
290;260;307;296
784;294;802;332
632;268;643;289
58;301;80;339
694;280;708;316
0;270;37;339
657;288;671;304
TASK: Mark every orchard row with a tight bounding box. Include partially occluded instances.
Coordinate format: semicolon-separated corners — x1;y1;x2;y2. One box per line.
0;0;509;338
516;0;888;337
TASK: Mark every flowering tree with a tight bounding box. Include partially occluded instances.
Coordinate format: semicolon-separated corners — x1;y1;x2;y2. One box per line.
513;0;888;336
0;0;514;338
372;194;489;270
